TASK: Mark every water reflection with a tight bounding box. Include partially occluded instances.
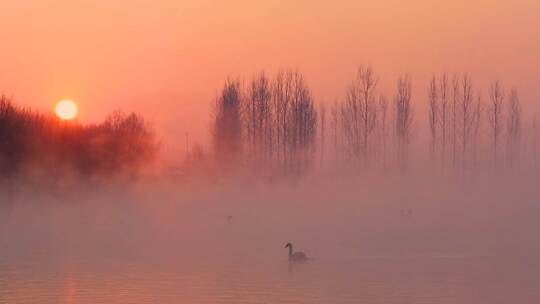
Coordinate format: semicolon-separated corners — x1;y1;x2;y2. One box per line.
2;253;538;303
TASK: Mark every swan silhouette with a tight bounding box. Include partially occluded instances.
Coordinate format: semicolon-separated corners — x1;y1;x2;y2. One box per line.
285;242;307;261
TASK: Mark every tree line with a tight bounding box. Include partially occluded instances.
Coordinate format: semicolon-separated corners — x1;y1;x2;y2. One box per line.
0;95;158;181
209;67;539;177
2;66;536;182
211;69;317;176
426;73;536;175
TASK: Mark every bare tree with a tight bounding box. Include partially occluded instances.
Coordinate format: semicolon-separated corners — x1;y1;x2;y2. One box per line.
459;74;474;172
206;70;539;179
358;66;378;165
288;71;317;174
342;80;362;163
330;100;341;168
378;95;389;170
319;103;326;167
272;70;292;168
246;72;273;168
452;74;459;168
394;74;414;169
342;66;378;166
472;95;483;171
428;75;439;167
487;80;505;169
438;73;450;171
212;79;243;165
506;89;522;165
272;69;317;174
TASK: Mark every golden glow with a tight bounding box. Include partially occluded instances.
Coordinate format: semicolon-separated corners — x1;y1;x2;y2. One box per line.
55;100;78;120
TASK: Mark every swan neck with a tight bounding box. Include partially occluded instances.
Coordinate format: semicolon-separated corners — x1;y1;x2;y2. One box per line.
288;245;293;257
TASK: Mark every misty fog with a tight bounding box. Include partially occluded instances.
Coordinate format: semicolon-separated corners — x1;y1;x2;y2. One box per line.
2;66;540;302
2;0;540;301
2;167;540;303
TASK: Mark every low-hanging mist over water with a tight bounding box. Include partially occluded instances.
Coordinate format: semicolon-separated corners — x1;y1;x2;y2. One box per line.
2;170;540;303
2;67;540;302
1;0;540;302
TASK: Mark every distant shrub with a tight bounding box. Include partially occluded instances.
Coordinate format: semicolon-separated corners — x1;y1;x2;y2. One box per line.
0;96;158;180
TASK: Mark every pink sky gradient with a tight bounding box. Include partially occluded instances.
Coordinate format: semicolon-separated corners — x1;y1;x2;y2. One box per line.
1;0;538;152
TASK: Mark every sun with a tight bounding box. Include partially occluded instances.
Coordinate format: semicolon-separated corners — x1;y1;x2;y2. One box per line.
55;100;78;120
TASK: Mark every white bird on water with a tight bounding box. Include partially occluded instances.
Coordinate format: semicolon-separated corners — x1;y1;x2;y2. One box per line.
285;242;308;261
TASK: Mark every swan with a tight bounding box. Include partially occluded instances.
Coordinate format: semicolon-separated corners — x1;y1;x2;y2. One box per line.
285;242;307;261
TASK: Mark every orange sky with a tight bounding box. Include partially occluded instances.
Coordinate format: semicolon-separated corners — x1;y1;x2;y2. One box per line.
0;0;539;153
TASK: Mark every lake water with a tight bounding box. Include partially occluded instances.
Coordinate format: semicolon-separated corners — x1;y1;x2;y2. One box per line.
2;251;539;303
1;183;540;304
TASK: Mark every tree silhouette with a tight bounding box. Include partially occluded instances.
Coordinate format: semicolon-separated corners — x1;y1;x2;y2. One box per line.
488;80;505;169
506;89;522;165
212;79;243;165
394;74;414;170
